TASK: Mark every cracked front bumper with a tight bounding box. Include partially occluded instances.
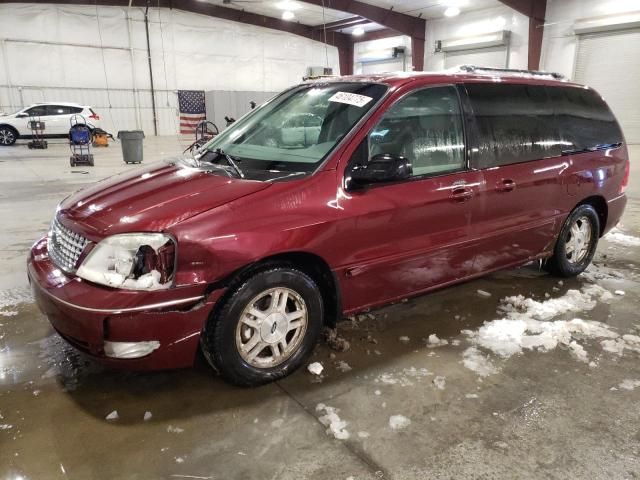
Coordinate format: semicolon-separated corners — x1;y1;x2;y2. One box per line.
28;236;224;370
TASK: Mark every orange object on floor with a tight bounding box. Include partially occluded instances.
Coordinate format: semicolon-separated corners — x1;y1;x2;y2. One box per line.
92;132;109;147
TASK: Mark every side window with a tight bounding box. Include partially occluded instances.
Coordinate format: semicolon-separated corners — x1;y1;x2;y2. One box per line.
46;105;71;116
25;106;46;117
369;86;465;178
547;86;623;152
465;83;561;169
69;106;83;114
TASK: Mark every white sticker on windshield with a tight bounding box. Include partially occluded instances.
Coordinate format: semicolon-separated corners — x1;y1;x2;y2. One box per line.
328;92;373;108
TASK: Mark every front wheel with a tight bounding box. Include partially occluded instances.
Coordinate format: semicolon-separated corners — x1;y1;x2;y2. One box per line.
544;204;600;277
201;267;324;386
0;126;17;146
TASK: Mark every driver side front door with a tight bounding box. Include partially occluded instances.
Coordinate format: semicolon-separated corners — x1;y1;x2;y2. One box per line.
334;85;483;313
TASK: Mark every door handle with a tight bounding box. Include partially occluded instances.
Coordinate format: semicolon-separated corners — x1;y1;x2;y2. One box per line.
450;186;473;202
496;179;516;192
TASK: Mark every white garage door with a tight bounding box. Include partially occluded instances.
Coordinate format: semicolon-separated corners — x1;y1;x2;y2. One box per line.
574;29;640;144
360;59;407;74
444;46;507;70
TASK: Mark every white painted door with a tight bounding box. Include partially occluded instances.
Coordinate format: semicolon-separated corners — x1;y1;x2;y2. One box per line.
574;29;640;144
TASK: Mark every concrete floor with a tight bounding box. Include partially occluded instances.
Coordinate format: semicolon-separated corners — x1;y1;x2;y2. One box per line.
1;137;639;480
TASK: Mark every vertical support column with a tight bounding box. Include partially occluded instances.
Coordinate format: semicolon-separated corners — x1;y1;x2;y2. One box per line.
144;2;158;136
126;10;142;130
528;16;545;70
411;36;425;71
338;42;354;76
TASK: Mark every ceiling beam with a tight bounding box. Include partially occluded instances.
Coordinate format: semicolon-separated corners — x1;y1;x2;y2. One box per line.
299;0;425;70
0;0;355;73
497;0;547;70
313;16;370;32
354;27;400;43
299;0;425;39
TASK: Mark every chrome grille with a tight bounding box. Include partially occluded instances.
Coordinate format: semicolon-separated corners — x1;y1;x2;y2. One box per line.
48;217;89;273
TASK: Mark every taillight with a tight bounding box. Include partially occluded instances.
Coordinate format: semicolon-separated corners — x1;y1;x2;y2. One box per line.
620;160;630;194
89;114;100;121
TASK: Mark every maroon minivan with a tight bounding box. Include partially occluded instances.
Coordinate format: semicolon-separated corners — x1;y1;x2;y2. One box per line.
28;67;629;386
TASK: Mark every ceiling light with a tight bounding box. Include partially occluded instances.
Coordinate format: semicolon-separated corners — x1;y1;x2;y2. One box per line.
444;6;460;17
282;10;295;20
352;26;365;36
276;0;301;10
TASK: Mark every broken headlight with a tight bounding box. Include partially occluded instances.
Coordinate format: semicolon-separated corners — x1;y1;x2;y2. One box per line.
76;233;175;290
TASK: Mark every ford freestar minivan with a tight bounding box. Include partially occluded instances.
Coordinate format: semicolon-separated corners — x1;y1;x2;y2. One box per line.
28;67;629;386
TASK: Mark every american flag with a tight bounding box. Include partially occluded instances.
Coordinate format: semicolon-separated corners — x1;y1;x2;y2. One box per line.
178;90;206;134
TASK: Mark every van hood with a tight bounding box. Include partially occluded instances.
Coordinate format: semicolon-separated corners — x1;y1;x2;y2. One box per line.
58;158;271;238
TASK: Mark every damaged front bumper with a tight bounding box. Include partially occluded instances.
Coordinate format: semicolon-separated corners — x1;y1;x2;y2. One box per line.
27;237;225;370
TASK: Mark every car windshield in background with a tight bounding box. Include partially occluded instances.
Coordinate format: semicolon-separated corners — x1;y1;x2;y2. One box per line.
202;82;388;179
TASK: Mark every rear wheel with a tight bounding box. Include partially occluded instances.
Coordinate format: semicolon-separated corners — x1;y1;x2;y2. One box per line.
201;267;323;386
544;204;600;277
0;126;17;146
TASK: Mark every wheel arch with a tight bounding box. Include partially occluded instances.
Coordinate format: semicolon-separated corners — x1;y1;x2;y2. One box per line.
210;251;341;328
576;195;608;237
0;123;20;136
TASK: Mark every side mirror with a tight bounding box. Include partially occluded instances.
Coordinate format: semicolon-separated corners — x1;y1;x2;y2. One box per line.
349;153;412;188
16;113;28;118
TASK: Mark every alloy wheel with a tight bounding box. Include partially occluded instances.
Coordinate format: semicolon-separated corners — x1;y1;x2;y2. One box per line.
0;128;15;145
235;287;308;368
565;215;593;264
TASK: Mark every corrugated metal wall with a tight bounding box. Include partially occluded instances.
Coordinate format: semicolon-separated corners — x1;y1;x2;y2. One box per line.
0;4;340;136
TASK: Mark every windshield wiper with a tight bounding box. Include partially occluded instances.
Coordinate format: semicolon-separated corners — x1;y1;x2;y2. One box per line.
213;148;244;179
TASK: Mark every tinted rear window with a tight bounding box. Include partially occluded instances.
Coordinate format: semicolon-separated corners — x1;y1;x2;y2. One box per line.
465;83;561;168
46;105;71;115
546;86;623;152
465;83;623;169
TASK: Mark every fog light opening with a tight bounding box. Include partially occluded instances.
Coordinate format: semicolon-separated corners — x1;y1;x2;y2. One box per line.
104;340;160;359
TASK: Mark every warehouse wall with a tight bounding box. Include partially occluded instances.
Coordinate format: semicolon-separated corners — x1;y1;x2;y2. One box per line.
540;0;638;78
0;3;339;135
353;35;412;74
424;4;529;71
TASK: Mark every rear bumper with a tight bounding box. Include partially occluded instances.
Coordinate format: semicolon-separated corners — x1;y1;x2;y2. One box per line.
28;237;224;370
604;193;627;235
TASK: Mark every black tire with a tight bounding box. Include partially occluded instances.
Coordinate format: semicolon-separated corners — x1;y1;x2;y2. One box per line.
201;266;324;386
0;126;18;146
544;204;600;277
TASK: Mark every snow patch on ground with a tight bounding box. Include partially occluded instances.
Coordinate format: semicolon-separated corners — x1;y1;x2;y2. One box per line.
461;284;624;375
307;362;323;375
335;360;352;373
389;414;411;430
426;334;448;348
105;411;119;421
462;346;498;377
316;404;349;440
618;379;640;391
375;367;432;387
605;227;640;247
601;334;640;355
433;376;446;390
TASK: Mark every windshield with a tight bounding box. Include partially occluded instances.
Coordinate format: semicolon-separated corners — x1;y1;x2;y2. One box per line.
201;82;388;180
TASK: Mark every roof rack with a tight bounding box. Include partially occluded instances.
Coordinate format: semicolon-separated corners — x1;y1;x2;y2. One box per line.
457;65;566;80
